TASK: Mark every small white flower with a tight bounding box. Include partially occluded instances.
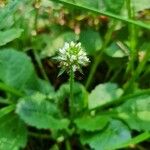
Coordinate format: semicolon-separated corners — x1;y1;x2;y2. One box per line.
57;41;90;73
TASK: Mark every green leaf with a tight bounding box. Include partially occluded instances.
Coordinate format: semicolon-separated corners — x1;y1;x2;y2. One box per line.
0;0;22;30
118;132;150;149
74;115;109;132
0;49;54;94
39;31;78;58
55;82;88;112
103;0;124;14
16;93;70;130
74;0;99;9
88;83;123;109
116;94;150;131
0;105;15;118
80;28;102;55
0;114;27;150
105;42;129;58
81;119;131;150
0;28;23;46
0;49;34;89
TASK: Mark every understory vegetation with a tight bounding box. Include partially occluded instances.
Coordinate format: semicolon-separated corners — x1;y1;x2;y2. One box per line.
0;0;150;150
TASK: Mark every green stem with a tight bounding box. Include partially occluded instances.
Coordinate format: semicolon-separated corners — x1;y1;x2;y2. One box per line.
0;98;12;104
33;1;50;82
85;21;116;89
69;66;74;117
33;50;50;82
0;82;24;97
51;0;150;29
125;0;137;77
124;49;150;93
29;131;50;139
85;54;102;89
118;132;150;149
110;68;122;82
65;140;72;150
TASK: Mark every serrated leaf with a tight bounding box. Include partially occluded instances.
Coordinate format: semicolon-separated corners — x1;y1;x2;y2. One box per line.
80;28;102;55
116;94;150;131
0;49;54;94
81;119;131;150
88;83;123;109
74;115;109;132
0;28;23;46
0;49;34;89
0;114;27;150
16;93;70;130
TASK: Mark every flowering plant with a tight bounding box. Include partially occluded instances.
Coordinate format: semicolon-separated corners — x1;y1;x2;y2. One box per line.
57;41;89;74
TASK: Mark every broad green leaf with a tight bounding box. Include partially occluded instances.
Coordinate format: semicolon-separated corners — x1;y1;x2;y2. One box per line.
16;93;70;130
0;114;27;150
0;28;23;46
0;105;15;118
80;29;102;55
0;49;34;89
103;0;124;14
0;49;54;94
88;83;123;109
105;42;129;58
0;0;21;30
39;31;78;58
81;119;131;150
74;115;109;131
116;94;150;131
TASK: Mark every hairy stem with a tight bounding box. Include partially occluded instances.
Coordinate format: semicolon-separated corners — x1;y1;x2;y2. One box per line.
69;66;74;117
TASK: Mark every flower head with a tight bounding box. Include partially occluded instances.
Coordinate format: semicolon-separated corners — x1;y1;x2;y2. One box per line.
57;41;89;73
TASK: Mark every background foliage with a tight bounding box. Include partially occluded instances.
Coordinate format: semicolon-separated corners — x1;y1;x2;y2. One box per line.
0;0;150;150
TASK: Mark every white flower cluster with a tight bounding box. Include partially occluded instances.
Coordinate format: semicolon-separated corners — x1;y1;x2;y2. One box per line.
58;41;89;72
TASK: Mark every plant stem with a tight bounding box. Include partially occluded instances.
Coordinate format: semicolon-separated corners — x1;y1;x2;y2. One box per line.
52;0;150;29
125;0;137;77
29;131;50;139
85;54;102;89
85;21;116;89
65;140;72;150
0;98;12;104
33;50;50;82
69;66;74;117
0;82;24;97
33;1;50;82
124;49;150;93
